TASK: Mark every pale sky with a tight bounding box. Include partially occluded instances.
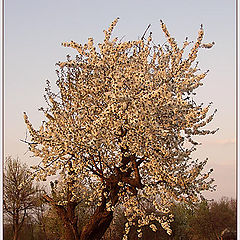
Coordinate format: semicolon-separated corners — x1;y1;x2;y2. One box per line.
4;0;236;200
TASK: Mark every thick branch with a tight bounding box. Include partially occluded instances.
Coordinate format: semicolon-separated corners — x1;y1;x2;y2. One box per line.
43;194;79;240
80;183;120;240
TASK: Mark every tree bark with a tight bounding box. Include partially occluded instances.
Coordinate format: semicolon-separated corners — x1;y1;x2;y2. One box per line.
13;212;20;240
13;228;19;240
55;207;79;240
43;195;79;240
13;223;20;240
80;206;113;240
80;181;120;240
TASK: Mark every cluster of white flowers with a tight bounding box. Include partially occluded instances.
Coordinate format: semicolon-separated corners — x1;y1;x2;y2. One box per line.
24;18;216;239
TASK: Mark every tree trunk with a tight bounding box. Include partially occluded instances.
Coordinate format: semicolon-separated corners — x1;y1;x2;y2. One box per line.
55;204;80;240
80;182;120;240
13;230;19;240
13;224;20;240
43;194;80;240
13;232;19;240
80;207;113;240
13;213;20;240
60;220;79;240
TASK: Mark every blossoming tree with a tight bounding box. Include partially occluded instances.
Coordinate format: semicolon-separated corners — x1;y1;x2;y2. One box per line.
24;18;217;240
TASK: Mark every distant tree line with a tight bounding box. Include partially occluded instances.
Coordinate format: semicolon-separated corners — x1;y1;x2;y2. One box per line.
3;157;236;240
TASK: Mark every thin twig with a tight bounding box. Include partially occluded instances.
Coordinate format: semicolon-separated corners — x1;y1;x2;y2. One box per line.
141;24;151;40
119;35;126;43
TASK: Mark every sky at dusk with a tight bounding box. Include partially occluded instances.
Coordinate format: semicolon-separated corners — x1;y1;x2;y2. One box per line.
4;0;236;201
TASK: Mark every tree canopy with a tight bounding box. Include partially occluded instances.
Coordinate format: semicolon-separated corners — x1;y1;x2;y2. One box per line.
23;18;217;240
